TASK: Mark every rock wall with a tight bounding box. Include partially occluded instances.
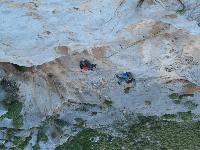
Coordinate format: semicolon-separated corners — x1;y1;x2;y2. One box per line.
0;0;200;149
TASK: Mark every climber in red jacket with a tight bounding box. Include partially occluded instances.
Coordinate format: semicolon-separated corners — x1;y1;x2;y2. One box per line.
80;60;96;71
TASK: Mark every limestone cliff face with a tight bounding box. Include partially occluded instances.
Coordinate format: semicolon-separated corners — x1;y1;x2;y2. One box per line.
0;0;200;66
1;0;200;149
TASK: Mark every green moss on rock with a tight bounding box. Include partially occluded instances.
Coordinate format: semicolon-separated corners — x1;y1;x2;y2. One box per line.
12;64;29;72
184;82;197;88
13;136;26;149
37;130;48;143
33;144;40;150
177;111;193;121
6;128;15;139
184;101;198;110
161;113;177;121
102;99;113;107
12;135;31;150
74;118;86;128
168;93;182;104
3;100;23;128
0;78;24;128
0;144;6;150
177;8;186;15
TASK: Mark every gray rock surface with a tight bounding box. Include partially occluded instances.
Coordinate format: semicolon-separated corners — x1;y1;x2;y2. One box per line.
1;0;200;149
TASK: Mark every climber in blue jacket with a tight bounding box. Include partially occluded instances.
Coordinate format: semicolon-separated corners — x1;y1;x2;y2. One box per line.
116;72;135;85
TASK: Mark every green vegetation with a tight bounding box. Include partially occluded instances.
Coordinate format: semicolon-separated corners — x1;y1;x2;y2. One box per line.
55;128;116;150
0;144;6;150
184;101;198;110
169;93;180;100
102;99;113;107
184;82;197;88
168;93;182;104
3;100;22;117
169;91;198;111
12;115;23;129
33;144;40;150
161;113;177;121
177;7;186;15
3;105;23;129
6;128;15;139
37;130;48;143
3;101;23;128
74;118;86;128
159;111;194;121
8;135;32;150
39;114;68;139
54;118;69;128
21;136;32;149
44;114;69;128
56;113;200;150
125;115;200;149
12;64;29;72
32;127;48;150
177;111;193;121
0;78;24;148
0;78;23;128
177;0;186;15
13;136;27;149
